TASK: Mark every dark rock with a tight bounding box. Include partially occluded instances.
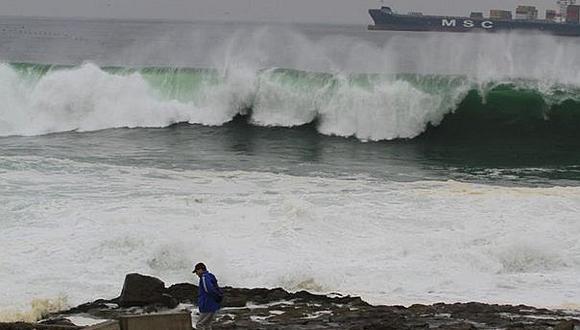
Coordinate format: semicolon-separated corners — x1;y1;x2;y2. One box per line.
554;320;580;330
165;283;197;304
37;317;77;326
58;299;116;315
437;322;477;330
293;290;321;301
337;296;370;307
221;294;248;308
118;273;166;307
37;273;580;329
408;303;435;314
160;293;179;309
223;287;287;305
265;288;293;301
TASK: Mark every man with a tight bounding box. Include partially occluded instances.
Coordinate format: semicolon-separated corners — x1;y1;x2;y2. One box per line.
192;262;222;330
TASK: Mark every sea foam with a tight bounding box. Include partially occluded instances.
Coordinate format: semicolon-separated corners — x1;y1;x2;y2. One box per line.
2;156;580;313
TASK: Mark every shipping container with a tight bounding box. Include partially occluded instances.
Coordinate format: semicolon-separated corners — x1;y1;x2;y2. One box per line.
470;12;484;19
546;9;557;21
558;0;577;18
567;5;580;23
515;5;538;20
490;9;513;20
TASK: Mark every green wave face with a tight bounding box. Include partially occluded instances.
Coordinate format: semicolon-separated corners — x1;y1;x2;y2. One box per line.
422;83;580;142
2;62;580;141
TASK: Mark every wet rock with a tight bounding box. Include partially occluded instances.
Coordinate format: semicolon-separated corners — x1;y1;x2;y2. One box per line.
221;294;247;308
165;283;197;304
38;317;78;326
224;287;292;305
28;273;580;329
118;273;166;307
60;299;117;314
437;322;477;330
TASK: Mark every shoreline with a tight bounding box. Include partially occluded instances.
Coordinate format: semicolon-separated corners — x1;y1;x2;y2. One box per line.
1;273;579;329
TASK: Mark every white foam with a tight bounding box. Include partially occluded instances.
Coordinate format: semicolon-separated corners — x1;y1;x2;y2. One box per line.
2;156;580;315
65;315;108;327
0;63;241;137
0;297;68;322
316;77;468;140
0;62;472;141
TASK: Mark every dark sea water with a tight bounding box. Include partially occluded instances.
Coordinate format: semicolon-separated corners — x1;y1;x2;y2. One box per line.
2;120;580;186
2;17;580;314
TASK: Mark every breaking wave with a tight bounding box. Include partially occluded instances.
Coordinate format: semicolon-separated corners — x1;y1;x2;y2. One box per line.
1;62;580;141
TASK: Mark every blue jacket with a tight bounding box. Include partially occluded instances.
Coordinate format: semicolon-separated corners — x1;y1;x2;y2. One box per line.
198;271;221;313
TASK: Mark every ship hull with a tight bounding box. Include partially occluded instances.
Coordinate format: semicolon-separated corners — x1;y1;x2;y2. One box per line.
369;9;580;36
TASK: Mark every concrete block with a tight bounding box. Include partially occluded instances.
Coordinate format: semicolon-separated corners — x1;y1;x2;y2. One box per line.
83;320;120;330
119;312;192;330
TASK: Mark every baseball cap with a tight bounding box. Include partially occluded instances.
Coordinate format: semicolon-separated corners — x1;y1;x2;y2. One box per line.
192;262;206;273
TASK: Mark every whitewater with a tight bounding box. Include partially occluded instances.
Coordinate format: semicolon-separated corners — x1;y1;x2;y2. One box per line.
1;17;580;318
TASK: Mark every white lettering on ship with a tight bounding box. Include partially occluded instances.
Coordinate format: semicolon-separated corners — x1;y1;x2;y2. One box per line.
441;19;494;29
442;19;456;27
481;21;494;29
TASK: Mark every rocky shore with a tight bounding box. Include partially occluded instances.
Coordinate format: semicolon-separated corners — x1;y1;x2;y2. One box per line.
2;273;579;329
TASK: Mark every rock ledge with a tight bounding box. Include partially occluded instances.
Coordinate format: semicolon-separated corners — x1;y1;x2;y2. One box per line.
2;273;580;329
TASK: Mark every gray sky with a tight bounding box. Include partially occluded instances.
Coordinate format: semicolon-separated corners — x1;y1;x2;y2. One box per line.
0;0;561;24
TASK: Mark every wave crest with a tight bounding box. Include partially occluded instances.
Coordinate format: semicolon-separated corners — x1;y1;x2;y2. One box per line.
1;63;580;141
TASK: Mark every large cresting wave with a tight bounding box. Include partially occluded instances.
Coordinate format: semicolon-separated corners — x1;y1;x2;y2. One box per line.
1;62;580;141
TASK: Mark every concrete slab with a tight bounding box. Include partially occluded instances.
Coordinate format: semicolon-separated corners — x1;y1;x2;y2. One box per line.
119;312;192;330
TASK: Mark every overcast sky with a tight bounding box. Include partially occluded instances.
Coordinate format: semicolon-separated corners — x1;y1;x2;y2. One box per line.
0;0;562;24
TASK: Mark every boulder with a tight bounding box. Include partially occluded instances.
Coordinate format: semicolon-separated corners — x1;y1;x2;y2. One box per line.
118;273;166;307
166;283;197;304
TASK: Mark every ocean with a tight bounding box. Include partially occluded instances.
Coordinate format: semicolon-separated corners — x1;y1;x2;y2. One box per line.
1;17;580;316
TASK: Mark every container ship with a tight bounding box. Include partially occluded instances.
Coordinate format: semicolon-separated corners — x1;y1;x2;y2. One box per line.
368;0;580;36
